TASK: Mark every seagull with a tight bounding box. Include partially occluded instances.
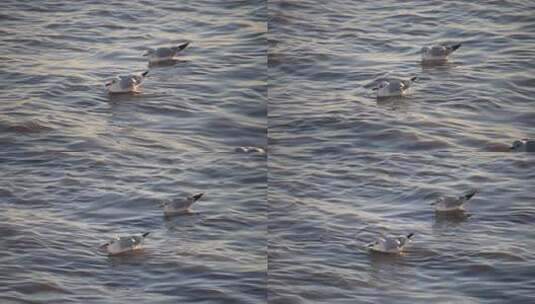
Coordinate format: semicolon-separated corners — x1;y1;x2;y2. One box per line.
372;77;418;98
421;43;462;62
510;139;535;152
143;42;190;64
105;71;149;94
99;232;150;255
161;192;204;216
431;189;478;212
235;146;266;154
367;233;414;254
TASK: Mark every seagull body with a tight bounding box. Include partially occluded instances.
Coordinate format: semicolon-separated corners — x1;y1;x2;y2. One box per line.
432;189;478;212
421;43;462;62
367;233;414;254
99;232;150;255
162;192;204;216
373;77;417;98
510;139;535;152
143;42;190;63
235;146;266;154
105;71;148;94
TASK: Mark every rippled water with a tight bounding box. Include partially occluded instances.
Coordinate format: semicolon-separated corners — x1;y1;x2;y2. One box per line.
269;151;535;303
1;0;266;303
268;0;535;303
3;0;535;303
269;0;535;153
1;0;266;152
2;151;266;303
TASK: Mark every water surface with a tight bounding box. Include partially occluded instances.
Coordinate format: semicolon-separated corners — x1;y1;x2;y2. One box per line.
1;0;267;303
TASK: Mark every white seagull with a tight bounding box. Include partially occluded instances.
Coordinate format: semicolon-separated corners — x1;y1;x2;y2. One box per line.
235;146;266;154
510;139;535;152
421;43;462;62
367;233;414;254
372;77;418;98
143;42;190;64
105;71;149;94
431;189;478;212
99;232;150;255
161;192;204;216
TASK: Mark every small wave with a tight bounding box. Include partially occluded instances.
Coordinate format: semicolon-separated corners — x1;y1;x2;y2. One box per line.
6;120;53;134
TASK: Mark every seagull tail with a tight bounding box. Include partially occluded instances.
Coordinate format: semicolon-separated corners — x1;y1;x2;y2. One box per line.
176;42;190;52
142;232;150;238
464;189;478;200
192;192;204;202
410;76;418;82
406;233;415;239
142;70;149;77
451;43;462;52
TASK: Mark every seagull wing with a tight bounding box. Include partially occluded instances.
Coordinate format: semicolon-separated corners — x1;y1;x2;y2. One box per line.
170;198;194;209
156;47;175;58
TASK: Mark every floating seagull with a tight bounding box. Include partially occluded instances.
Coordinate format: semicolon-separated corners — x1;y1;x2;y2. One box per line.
431;189;478;212
143;42;190;64
421;43;462;62
372;77;418;98
367;233;414;254
235;146;266;154
510;139;535;152
99;232;150;255
161;192;204;216
105;71;148;94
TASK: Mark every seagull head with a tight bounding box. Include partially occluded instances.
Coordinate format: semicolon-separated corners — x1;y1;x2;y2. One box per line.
105;79;116;87
510;140;524;151
367;241;378;248
430;197;443;205
142;49;155;57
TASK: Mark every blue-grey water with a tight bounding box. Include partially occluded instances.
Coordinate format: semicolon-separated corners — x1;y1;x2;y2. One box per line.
268;151;535;303
268;0;535;303
3;0;535;303
1;0;266;152
1;0;266;303
269;0;535;152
